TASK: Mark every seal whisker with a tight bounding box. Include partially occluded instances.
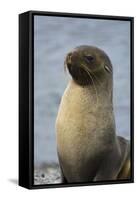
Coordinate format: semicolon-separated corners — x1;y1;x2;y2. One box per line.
91;72;102;85
80;64;99;106
86;71;99;106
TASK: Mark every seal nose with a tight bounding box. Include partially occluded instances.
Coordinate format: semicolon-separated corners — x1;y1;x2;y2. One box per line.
67;52;72;64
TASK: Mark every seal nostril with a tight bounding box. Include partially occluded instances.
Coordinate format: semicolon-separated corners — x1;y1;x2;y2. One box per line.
68;52;72;57
67;52;73;64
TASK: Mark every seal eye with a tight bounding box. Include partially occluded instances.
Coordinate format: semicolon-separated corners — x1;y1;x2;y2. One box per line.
84;55;94;63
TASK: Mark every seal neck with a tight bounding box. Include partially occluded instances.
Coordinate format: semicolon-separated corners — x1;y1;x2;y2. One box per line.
70;78;113;105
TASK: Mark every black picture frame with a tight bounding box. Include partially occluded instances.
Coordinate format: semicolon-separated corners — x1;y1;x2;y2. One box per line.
19;10;134;189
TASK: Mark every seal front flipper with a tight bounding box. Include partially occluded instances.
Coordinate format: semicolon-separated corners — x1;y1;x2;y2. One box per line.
117;136;130;179
93;136;130;181
93;145;122;181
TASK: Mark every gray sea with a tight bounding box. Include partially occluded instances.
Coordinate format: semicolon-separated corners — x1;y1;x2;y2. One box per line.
34;15;130;168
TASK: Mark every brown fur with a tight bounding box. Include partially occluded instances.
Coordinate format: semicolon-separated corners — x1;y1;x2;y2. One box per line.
56;46;130;183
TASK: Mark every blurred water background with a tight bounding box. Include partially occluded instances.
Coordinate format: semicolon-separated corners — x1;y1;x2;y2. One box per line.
34;16;130;168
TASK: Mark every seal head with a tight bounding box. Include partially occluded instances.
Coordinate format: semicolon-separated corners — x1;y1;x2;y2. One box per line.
65;45;112;86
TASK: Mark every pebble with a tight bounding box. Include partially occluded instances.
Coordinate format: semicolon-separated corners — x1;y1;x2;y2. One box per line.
34;164;62;185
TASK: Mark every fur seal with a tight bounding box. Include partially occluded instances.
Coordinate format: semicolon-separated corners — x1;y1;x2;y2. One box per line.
56;45;130;183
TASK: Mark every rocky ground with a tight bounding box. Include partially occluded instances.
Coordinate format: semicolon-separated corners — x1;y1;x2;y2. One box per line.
34;163;62;185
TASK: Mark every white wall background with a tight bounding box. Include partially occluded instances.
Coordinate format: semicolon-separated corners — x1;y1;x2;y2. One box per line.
0;0;136;199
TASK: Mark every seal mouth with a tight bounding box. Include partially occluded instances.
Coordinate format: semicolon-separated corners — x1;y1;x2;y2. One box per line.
67;63;94;86
65;52;95;86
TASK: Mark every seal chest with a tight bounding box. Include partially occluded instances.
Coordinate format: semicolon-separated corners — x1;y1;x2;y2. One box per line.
56;45;130;182
56;80;115;182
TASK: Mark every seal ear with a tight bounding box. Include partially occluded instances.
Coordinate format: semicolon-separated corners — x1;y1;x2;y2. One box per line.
104;65;111;73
